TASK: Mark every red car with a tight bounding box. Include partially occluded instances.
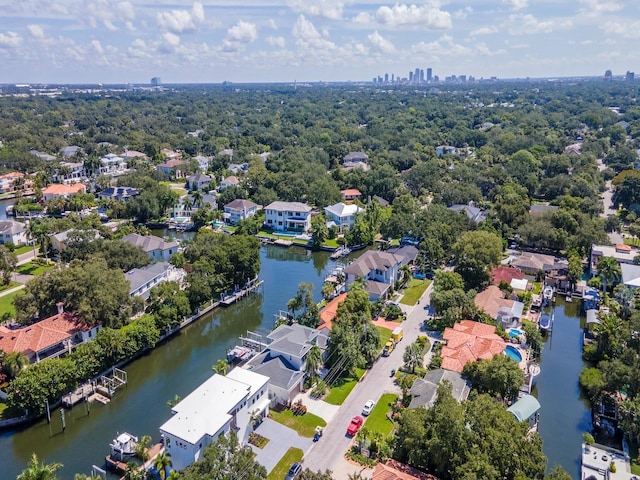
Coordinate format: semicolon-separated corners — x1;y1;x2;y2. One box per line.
346;415;364;436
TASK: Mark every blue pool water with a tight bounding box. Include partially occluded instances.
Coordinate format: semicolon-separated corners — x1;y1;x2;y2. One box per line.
509;328;523;338
505;345;523;362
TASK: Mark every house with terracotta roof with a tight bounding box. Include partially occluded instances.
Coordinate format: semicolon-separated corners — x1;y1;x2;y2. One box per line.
156;159;188;178
490;266;525;286
341;188;362;203
343;250;405;301
317;292;347;331
372;460;439;480
440;320;506;373
0;303;99;363
42;183;87;201
474;285;524;328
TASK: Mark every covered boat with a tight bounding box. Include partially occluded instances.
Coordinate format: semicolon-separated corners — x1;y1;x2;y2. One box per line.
110;432;138;459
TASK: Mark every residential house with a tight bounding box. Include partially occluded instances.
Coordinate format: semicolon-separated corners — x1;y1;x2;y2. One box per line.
51;162;86;184
317;292;347;331
0;220;27;245
219;176;239;191
264;201;313;233
228;163;249;175
193;155;212;172
372;460;439;480
122;233;179;261
324;202;363;232
490;266;525;286
99;154;128;175
50;229;101;253
474;285;524;329
30;150;56;162
219;148;234;160
343;250;405;301
122;150;148;162
0;303;100;363
440;320;506;373
0;172;26;193
511;251;568;276
99;186;140;202
159;368;270;472
156;159;189;179
245;324;328;406
60;145;81;158
435;145;457;156
373;195;389;207
408;369;470;409
125;262;186;301
340;189;362;203
223;199;259;225
387;245;419;266
341;152;370;172
42;183;87;201
448;203;487;223
621;263;640;288
564;143;583;156
590;244;639;276
172;193;217;220
186;173;212;191
161;148;182;161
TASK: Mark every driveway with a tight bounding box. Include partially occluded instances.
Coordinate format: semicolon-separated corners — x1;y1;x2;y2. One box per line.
251;418;313;474
301;283;436;478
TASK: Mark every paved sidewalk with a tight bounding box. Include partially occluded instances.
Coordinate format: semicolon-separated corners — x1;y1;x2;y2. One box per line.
250;418;313;474
0;283;25;297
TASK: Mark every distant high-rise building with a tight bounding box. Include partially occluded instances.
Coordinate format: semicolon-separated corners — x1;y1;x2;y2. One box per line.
409;71;414;82
391;73;395;83
459;75;467;82
604;69;613;81
427;68;433;82
151;77;161;86
372;77;377;84
420;69;424;82
384;73;389;83
414;68;420;83
626;71;635;81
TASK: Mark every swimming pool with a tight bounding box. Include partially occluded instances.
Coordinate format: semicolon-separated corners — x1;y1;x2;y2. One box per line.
505;345;523;362
509;328;523;338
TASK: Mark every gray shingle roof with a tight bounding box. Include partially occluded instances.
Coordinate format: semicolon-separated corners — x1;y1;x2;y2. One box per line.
125;262;170;298
266;324;329;355
122;233;178;253
408;369;470;409
344;250;405;277
249;354;305;391
265;201;312;213
0;220;25;235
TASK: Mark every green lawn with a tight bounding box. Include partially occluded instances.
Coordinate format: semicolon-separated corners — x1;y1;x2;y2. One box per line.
322;238;339;248
266;448;303;480
269;409;326;437
377;326;393;350
400;278;431;306
16;261;55;276
532;282;542;294
13;245;33;255
0;282;19;292
325;368;365;405
0;290;20;318
364;393;397;436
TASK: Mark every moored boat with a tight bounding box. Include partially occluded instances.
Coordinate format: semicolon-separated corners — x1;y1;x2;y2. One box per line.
109;432;138;459
539;312;553;332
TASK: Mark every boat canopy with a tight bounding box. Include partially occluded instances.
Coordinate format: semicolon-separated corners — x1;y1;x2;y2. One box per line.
586;309;599;324
507;394;541;422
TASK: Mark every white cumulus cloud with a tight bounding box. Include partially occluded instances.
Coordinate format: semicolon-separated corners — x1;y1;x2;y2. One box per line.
159;32;181;53
579;0;622;16
0;32;23;48
267;36;286;48
27;24;46;39
157;2;204;34
86;0;136;31
222;21;258;52
367;31;396;54
507;14;572;35
374;4;452;29
470;26;498;36
288;0;345;20
293;14;337;51
503;0;528;11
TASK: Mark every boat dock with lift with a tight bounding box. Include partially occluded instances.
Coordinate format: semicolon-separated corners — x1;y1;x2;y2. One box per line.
220;278;264;306
226;331;269;364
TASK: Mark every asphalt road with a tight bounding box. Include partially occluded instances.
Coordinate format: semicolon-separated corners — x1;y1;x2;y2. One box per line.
302;283;435;475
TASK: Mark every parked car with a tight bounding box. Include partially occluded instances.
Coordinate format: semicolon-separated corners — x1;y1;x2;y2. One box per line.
285;463;302;480
346;415;364;436
362;400;375;416
431;340;441;352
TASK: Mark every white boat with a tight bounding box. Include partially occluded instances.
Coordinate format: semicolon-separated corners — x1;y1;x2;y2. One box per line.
539;312;553;332
109;432;138;459
542;285;554;301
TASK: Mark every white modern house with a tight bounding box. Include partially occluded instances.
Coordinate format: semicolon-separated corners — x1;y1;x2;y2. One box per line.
159;368;270;472
0;220;27;245
125;262;186;301
264;201;313;233
324;202;363;232
99;154;128;175
121;233;179;261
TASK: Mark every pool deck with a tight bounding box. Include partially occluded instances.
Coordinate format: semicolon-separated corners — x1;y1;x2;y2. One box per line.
581;443;636;480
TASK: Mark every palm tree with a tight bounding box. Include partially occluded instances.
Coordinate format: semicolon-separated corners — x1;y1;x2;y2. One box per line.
191;190;204;209
181;196;193;216
614;286;635;319
17;453;62;480
305;344;322;381
212;358;229;376
134;435;152;462
403;343;423;373
5;351;28;379
153;451;173;480
167;471;180;480
597;256;621;300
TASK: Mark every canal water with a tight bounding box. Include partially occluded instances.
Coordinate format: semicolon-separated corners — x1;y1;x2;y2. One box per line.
1;244;337;479
534;299;591;479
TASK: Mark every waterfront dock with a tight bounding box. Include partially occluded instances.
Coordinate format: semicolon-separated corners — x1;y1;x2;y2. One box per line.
62;382;95;408
220;278;264;306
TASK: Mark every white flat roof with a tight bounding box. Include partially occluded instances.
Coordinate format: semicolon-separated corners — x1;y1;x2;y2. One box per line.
160;369;266;445
227;367;270;397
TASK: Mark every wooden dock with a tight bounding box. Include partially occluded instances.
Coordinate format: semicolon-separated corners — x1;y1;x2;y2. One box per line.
105;455;129;473
62;382;95;408
220;279;264;306
273;239;293;247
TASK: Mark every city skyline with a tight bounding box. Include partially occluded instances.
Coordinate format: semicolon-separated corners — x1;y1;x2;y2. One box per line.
1;0;640;84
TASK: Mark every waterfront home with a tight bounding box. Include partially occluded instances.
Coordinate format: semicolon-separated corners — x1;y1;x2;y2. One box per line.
340;188;362;203
343;250;405;301
155;159;188;179
388;245;419;266
0;220;27;245
441;320;506;373
264;201;313;233
474;285;524;329
50;162;86;184
510;251;568;276
159;368;270;472
245;324;328;406
99;154;128;176
317;292;347;331
98;186;140;202
223;199;259;225
490;266;525;286
448;202;487;223
621;263;640;288
186;173;212;191
219;175;239;191
121;233;179;261
0;303;99;363
590;244;639;276
0;172;27;193
324;202;363;232
125;262;186;301
171;193;217;220
60;145;81;158
50;228;101;253
408;369;470;409
507;394;541;430
42;183;87;201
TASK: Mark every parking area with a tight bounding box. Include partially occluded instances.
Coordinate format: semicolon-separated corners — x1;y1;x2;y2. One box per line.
250;418;313;474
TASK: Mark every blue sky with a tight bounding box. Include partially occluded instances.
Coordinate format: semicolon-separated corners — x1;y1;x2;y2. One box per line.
0;0;638;84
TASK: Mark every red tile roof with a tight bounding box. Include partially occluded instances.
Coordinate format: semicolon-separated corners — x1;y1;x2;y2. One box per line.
490;266;524;286
341;188;362;197
441;320;506;373
317;292;347;331
0;312;89;359
474;285;516;319
373;460;438;480
42;183;86;195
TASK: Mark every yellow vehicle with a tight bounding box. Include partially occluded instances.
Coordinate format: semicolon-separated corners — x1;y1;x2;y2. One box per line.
383;340;395;356
391;326;404;343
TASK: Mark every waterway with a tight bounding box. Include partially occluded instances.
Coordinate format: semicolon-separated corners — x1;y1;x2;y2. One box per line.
534;298;591;479
0;244;339;479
